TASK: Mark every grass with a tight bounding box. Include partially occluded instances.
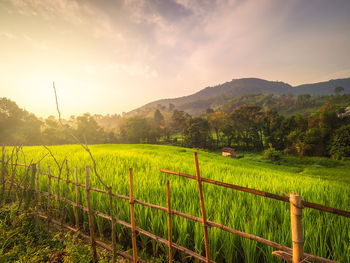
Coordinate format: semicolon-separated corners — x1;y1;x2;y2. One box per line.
0;203;118;263
5;144;350;262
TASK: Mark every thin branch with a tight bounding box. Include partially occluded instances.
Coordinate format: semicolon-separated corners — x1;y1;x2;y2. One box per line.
52;82;109;190
42;145;66;178
37;153;49;164
43;146;61;169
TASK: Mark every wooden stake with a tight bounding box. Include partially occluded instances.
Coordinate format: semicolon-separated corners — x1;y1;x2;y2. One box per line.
129;168;138;263
194;152;210;263
1;146;5;202
63;160;69;228
24;163;36;210
7;150;14;199
35;162;40;226
74;166;80;230
47;166;51;234
108;187;117;263
85;165;98;262
56;165;62;229
290;193;303;263
166;180;173;263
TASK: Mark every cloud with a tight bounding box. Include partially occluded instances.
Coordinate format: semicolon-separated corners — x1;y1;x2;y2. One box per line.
9;0;89;24
1;0;350;116
322;69;350;81
0;31;16;39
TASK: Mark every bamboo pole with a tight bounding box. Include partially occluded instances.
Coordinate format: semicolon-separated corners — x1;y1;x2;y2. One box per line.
166;180;173;263
35;162;40;226
108;187;117;263
1;146;5;202
74;166;80;230
56;166;62;229
63;160;69;228
129;168;138;263
85;165;98;263
7;150;14;199
47;166;51;234
194;152;210;263
24;163;36;210
290;193;303;263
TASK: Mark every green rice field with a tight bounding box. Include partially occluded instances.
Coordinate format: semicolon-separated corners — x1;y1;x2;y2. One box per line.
6;144;350;262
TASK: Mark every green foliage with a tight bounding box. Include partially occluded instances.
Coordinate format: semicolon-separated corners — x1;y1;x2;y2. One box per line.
0;97;42;145
153;109;164;124
8;144;350;262
76;113;106;144
334;86;344;96
184;117;212;148
263;144;282;161
295;94;312;108
0;204;114;263
330;124;350;159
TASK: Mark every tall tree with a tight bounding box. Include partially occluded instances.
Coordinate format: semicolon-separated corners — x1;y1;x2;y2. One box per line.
184;117;212;148
207;111;226;148
263;109;286;150
122;116;149;143
171;110;190;145
154;109;164;124
76;113;105;144
295;94;312;108
230;105;265;150
0;97;42;145
334;86;344;96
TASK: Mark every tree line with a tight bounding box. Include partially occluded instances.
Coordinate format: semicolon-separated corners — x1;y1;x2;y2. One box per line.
1;95;350;159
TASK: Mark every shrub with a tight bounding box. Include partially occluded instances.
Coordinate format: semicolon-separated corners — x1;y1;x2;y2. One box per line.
263;144;282;161
330;124;350;160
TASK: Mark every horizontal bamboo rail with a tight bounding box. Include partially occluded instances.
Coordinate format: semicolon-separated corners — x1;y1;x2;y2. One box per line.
159;169;350;218
48;174;130;200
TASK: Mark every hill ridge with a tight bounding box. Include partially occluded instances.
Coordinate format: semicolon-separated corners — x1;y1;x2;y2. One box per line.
128;77;350;116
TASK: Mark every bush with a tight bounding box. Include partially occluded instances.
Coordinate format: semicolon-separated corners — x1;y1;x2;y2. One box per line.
330;124;350;160
263;144;282;161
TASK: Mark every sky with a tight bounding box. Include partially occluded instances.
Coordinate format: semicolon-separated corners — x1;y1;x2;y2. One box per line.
1;0;350;118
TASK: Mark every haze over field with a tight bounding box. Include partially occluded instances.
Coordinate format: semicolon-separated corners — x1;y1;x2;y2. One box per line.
1;0;350;117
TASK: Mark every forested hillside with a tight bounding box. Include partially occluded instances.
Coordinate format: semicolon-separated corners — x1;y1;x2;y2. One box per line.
1;91;350;159
128;77;350;116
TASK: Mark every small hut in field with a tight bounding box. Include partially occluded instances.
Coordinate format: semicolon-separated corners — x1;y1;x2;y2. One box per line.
222;147;236;158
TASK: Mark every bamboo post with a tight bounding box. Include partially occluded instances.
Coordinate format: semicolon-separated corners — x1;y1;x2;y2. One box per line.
194;152;210;263
1;146;5;202
7;150;14;199
74;166;80;230
85;165;98;263
290;193;303;263
129;168;138;263
35;162;40;226
56;167;62;229
166;180;173;263
25;163;36;210
63;160;69;227
47;166;51;234
108;187;117;263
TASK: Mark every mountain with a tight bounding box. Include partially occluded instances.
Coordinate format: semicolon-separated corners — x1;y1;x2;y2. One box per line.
128;77;350;116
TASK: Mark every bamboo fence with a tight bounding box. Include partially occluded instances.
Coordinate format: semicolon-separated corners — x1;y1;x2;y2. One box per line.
1;151;349;263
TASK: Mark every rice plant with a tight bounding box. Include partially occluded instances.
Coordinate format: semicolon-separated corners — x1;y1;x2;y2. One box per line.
5;144;350;262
